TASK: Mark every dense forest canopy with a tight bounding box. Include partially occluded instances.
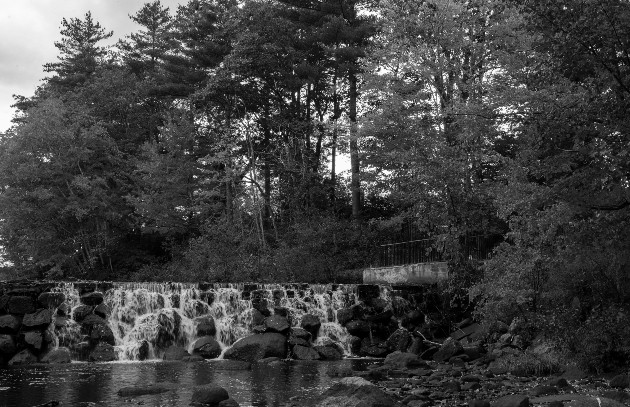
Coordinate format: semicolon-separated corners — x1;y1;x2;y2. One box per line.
0;0;629;368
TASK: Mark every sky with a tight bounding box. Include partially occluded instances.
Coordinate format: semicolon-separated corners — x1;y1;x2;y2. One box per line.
0;0;184;133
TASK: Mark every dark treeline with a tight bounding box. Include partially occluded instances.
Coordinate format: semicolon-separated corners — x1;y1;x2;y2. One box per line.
1;0;629;370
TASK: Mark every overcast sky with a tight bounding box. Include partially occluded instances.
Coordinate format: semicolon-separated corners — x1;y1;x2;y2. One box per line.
0;0;184;133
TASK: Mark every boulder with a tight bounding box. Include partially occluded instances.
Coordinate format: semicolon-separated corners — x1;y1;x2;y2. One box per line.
41;347;72;364
137;340;150;361
528;385;559;397
345;320;370;337
163;345;189;360
81;314;108;328
37;292;66;309
336;308;355;326
24;331;43;350
22;309;54;330
288;328;311;346
218;398;240;407
192;336;222;359
196;316;217;337
469;401;491;407
251;309;266;327
312;377;398;407
0;315;21;334
300;314;321;338
315;345;343;360
386;328;413;352
72;305;93;323
264;315;290;334
190;384;229;406
360;337;389;357
80;292;104;306
7;296;36;315
293;345;321;360
89;323;115;346
93;303;110;319
492;395;529;407
609;374;629;389
433;337;463;362
223;333;287;362
8;349;37;365
89;342;116;362
56;302;71;317
384;351;426;369
0;334;17;356
117;383;174;397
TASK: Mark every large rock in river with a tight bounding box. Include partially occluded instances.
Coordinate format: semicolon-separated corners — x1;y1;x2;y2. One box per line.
192;336;222;359
0;315;21;334
41;347;72;364
223;333;287;362
264;315;290;334
89;342;116;362
8;349;37;365
312;377;399;407
190;384;229;406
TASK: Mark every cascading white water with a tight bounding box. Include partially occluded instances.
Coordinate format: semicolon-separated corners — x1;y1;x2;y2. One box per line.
49;282;359;361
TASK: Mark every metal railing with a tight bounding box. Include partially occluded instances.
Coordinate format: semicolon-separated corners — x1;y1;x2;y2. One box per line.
375;234;501;267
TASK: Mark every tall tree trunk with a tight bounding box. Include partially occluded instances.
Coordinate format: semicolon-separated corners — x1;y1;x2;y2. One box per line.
349;72;361;220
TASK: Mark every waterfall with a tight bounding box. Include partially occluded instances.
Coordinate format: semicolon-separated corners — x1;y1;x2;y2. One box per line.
50;282;359;361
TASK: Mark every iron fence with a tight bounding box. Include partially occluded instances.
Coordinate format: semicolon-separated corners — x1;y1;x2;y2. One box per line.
375;234;501;267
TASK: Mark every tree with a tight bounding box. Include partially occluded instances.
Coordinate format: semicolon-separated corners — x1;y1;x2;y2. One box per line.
44;12;113;90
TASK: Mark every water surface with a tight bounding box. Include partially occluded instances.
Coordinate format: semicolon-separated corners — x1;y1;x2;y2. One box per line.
0;359;379;406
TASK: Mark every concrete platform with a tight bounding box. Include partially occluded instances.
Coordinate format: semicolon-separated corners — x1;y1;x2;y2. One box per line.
363;262;448;285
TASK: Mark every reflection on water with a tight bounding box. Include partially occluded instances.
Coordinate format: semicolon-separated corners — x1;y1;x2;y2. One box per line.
0;359;379;406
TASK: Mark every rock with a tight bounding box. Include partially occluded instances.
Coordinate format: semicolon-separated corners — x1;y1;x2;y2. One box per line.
24;331;43;349
89;323;115;346
360;337;389;357
609;374;629;389
41;347;71;364
345;320;370;337
218;398;240;407
420;346;439;360
492;395;529;407
357;285;380;301
0;334;17;355
93;303;110;319
349;336;362;355
251;309;266;327
600;391;630;404
190;384;229;406
117;383;174;397
315;345;343;360
192;336;222;359
463;382;482;391
433;337;463;362
336;308;355;326
223;333;287;362
301;314;321;338
293;345;321;360
80;292;104;306
196;316;217;337
386;328;412;352
312;378;398;407
0;315;21;334
56;302;71;316
469;401;491;407
529;385;559;397
72;305;93;322
163;345;189;360
81;313;108;328
89;342;116;362
7;296;35;315
545;377;570;388
22;309;53;329
289;328;311;346
264;315;290;334
137;340;150;361
37;292;66;309
384;351;426;369
8;349;37;365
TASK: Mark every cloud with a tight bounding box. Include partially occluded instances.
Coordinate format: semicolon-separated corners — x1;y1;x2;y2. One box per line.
0;0;183;132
